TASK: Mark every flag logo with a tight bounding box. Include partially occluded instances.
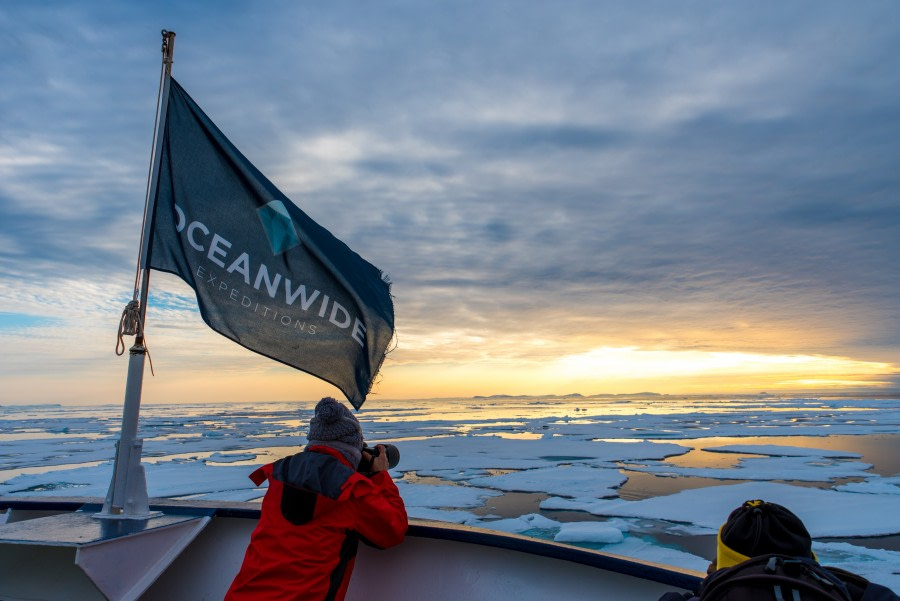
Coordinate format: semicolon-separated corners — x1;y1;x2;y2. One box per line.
257;200;301;255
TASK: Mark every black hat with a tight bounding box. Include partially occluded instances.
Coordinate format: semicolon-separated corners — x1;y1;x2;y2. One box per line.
717;499;814;568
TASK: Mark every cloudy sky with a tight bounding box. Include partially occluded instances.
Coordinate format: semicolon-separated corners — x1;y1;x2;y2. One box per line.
2;1;899;406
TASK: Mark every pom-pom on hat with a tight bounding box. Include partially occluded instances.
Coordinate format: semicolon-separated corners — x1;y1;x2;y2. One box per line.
307;397;364;468
717;499;815;569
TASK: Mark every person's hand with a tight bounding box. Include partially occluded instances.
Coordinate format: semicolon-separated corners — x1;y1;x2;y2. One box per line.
369;444;389;473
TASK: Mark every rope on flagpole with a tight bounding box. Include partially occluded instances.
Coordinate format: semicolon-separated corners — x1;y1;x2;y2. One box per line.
116;300;154;375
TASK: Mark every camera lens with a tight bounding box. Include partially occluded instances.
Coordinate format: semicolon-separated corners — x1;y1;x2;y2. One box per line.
362;444;400;470
382;444;400;469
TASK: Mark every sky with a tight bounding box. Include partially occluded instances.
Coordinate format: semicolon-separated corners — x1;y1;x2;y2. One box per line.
1;1;899;406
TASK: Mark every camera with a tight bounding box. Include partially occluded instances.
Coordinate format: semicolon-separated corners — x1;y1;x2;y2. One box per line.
358;443;400;473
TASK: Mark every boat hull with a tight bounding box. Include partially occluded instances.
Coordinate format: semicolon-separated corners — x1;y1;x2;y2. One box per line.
1;497;702;601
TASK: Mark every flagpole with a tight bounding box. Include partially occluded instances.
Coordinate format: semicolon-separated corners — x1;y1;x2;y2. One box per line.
97;30;176;520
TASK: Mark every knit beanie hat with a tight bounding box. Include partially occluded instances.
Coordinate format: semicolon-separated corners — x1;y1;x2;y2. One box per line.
307;397;364;468
717;500;815;569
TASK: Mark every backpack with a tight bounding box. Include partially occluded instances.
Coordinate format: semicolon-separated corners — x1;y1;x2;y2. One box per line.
698;554;853;601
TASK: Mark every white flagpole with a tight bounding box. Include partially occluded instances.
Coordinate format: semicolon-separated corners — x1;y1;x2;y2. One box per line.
97;30;176;519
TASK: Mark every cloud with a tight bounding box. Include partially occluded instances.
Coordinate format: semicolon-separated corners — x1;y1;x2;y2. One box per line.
1;2;899;402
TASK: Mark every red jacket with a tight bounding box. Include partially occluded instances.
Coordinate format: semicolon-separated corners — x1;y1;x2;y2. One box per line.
225;446;408;601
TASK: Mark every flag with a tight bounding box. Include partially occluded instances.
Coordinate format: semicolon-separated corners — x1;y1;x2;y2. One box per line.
147;78;393;409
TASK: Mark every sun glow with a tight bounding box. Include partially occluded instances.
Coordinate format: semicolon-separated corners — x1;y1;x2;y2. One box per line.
553;347;889;378
370;344;898;401
545;346;893;393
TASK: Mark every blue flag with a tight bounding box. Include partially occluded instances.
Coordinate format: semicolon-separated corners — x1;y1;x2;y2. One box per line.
148;78;393;409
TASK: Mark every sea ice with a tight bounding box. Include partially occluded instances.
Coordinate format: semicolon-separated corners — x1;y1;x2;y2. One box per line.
394;480;502;509
834;475;900;495
393;436;689;477
468;513;561;534
626;454;873;482
541;481;900;538
205;452;258;463
2;397;899;592
0;461;262;499
600;536;711;573
466;465;626;499
813;542;900;593
405;507;482;524
702;444;862;458
554;521;625;544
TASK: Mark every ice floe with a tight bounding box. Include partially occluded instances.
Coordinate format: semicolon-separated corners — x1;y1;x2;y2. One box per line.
600;536;712;573
395;480;501;509
702;444;862;458
468;513;562;534
625;454;873;482
467;465;626;499
554;521;625;544
541;481;900;538
834;475;900;495
813;542;900;593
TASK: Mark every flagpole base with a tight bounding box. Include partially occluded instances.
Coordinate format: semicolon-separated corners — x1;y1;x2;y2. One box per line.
97;437;159;520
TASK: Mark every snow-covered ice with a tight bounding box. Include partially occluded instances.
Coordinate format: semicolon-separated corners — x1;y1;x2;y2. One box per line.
467;512;562;534
600;536;713;573
541;481;900;538
1;395;898;592
835;475;900;495
702;444;862;458
395;480;502;509
466;465;627;499
626;454;874;482
812;542;900;591
554;521;625;544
